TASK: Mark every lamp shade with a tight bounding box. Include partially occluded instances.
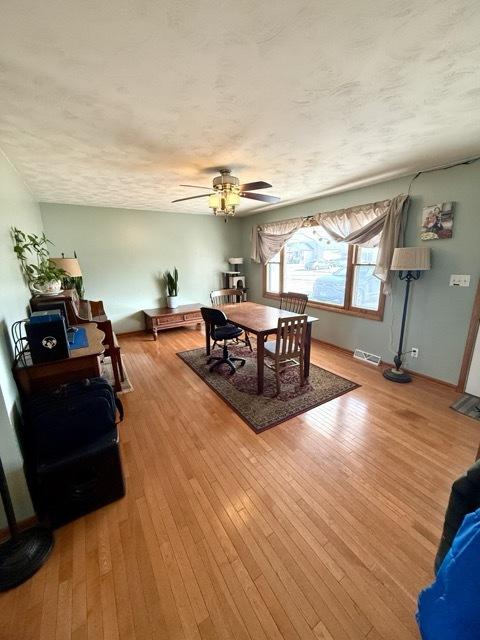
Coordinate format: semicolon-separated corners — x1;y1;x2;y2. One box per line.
225;192;240;207
50;257;82;277
390;247;430;271
208;193;221;210
228;257;244;265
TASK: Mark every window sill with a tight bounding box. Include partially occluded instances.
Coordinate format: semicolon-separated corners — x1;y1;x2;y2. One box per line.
263;292;384;321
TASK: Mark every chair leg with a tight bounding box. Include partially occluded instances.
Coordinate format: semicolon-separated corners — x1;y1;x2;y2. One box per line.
276;367;281;397
209;358;226;373
109;351;122;392
207;341;245;374
209;356;245;374
116;348;125;381
225;359;237;374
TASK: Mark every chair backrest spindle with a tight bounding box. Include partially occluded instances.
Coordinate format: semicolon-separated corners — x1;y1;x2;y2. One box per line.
210;288;243;306
275;315;308;360
280;292;308;314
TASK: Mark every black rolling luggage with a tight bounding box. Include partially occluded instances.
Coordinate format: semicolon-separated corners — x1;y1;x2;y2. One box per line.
25;377;126;528
27;377;124;462
35;429;125;528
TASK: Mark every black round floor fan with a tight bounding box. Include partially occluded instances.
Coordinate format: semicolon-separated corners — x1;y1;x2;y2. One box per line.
0;456;53;591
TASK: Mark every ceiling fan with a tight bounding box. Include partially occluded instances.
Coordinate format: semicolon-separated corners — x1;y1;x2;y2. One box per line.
172;168;281;216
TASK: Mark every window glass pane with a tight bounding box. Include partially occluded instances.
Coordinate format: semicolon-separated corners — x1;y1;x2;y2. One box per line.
352;265;381;310
266;252;281;293
356;246;379;264
283;227;348;306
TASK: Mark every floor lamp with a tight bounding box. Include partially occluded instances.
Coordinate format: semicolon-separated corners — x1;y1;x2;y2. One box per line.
383;247;431;383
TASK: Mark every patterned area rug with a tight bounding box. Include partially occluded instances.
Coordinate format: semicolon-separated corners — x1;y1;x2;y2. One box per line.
177;344;359;432
451;393;480;421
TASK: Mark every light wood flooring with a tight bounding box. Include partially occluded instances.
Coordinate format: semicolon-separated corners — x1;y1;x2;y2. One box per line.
1;328;478;640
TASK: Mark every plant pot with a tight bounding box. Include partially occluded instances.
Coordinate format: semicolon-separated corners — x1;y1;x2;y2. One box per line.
31;280;63;295
167;296;178;309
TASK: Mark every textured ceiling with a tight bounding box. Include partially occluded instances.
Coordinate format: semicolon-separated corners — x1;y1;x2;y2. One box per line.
1;0;479;216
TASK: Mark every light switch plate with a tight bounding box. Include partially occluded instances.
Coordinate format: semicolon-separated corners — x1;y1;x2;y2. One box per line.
449;274;471;287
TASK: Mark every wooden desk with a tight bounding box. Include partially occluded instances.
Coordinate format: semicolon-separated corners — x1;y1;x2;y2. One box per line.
14;323;105;396
206;302;318;394
31;289;123;392
143;304;203;340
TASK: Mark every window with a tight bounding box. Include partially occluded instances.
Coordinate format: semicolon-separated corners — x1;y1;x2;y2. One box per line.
266;251;281;294
352;246;382;311
264;226;384;319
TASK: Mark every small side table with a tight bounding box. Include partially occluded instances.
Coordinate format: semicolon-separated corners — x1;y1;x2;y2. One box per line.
143;304;203;340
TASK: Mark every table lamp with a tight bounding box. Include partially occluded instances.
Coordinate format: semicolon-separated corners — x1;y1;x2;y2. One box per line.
50;257;82;277
228;257;244;274
383;247;431;383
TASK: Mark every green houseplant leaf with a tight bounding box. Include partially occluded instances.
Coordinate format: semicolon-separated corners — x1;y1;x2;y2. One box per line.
11;226;66;289
164;267;179;296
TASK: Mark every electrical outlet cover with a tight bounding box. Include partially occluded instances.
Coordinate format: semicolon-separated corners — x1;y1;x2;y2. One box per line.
450;274;471;287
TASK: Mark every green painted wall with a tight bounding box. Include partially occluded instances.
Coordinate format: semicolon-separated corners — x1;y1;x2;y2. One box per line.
0;150;43;526
240;162;480;385
41;204;243;333
0;155;475;530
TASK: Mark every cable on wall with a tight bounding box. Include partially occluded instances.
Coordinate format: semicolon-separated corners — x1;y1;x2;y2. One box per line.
407;155;480;195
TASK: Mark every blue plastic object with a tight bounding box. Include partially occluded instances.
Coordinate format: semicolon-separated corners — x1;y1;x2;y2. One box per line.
417;508;480;639
29;310;63;323
68;327;88;350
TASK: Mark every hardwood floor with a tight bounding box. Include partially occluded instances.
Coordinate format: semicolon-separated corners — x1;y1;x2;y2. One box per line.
2;327;478;640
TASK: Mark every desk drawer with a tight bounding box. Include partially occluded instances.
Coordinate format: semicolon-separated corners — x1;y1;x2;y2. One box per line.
153;316;176;326
184;312;202;321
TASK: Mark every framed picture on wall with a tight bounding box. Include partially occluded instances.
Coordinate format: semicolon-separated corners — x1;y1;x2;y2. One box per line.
420;202;454;240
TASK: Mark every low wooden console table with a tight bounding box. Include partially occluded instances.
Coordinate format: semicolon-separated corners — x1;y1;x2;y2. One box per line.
13;323;105;396
143;304;203;340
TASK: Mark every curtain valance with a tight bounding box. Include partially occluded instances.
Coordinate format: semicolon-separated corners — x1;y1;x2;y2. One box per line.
250;194;409;293
250;218;304;264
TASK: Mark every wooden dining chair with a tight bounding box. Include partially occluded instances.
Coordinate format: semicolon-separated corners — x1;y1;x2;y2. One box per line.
280;292;308;313
263;292;309;343
210;289;252;351
264;315;308;396
210;288;244;305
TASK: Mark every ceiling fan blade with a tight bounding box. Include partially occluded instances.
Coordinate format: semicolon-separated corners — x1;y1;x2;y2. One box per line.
240;192;281;204
179;184;212;190
239;181;272;191
171;194;211;203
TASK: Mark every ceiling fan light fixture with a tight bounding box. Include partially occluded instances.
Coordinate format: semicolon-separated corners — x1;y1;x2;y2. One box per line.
208;192;221;212
208;189;240;216
174;168;280;217
225;191;240;207
208;192;220;207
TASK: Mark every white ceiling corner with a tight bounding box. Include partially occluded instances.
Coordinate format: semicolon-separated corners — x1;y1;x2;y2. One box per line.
1;0;479;216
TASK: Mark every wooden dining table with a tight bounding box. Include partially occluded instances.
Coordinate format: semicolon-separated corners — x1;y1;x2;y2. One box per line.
205;301;319;394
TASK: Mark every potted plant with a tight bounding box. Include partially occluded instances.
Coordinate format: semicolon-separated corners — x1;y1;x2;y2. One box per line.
12;227;67;294
164;267;179;308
